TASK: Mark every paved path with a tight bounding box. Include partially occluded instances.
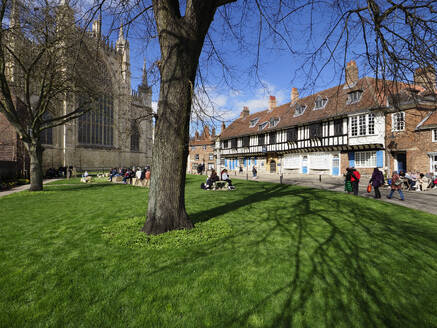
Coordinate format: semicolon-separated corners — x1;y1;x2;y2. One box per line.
0;179;60;197
232;172;437;216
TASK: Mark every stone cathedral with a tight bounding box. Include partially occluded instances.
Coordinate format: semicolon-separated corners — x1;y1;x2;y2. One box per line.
0;0;153;175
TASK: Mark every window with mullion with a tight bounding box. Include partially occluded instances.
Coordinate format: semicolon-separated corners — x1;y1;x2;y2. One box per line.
258;134;265;146
242;136;250;147
269;132;276;144
287;128;297;141
334;119;343;136
392;112;405;131
351;116;358;136
359;115;366;135
231;138;238;148
368;113;375;134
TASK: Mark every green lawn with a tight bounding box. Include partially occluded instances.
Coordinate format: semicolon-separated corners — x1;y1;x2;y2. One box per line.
0;176;436;327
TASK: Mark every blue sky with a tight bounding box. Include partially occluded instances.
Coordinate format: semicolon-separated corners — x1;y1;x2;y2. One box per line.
96;1;424;133
118;3;344;133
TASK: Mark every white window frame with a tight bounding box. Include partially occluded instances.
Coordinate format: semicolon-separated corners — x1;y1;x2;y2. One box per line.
314;96;328;110
209;154;214;160
355;151;377;168
258;122;269;131
202;145;207;150
347;91;363;104
350;113;376;137
249;118;259;128
351;116;358;136
270;117;280;127
432;129;437;142
368;113;375;135
294;104;307;117
392;112;405;131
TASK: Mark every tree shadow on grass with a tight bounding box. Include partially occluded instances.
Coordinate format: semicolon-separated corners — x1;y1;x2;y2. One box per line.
216;190;437;328
190;183;292;224
152;181;437;327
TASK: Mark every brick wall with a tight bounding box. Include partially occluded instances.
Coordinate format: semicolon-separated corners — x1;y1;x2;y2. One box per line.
189;143;215;172
385;109;437;174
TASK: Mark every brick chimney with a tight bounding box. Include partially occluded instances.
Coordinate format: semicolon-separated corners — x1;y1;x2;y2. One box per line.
268;96;277;111
291;88;299;104
195;131;199;139
414;66;436;92
345;60;359;87
202;126;210;139
240;106;250;118
221;121;226;133
211;127;216;136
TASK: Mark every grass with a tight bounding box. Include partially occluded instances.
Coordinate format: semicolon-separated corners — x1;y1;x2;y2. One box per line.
0;175;436;327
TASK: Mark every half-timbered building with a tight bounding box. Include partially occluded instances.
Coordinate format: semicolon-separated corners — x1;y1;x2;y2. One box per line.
218;61;437;177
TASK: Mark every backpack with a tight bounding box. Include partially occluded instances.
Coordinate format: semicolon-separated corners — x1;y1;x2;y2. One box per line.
351;171;360;182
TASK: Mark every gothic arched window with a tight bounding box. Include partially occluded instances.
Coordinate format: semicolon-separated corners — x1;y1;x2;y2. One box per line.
130;120;140;151
78;94;114;146
40;112;53;145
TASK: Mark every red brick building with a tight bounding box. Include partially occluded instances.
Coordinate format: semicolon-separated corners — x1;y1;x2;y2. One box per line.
188;126;216;174
385;69;437;175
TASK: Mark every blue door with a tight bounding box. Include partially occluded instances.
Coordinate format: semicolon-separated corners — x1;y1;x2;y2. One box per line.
332;155;340;176
302;156;308;174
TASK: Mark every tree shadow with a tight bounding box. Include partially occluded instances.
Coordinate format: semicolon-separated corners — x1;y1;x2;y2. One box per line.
147;181;436;327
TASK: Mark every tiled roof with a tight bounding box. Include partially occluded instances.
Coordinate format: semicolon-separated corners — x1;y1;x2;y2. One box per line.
417;111;437;130
220;77;417;139
190;138;214;146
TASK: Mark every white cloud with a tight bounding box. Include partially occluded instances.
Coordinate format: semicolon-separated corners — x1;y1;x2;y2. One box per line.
189;81;289;133
151;101;158;113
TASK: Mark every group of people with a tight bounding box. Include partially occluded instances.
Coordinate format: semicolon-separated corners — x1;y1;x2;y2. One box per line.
201;168;235;190
109;166;151;186
345;167;437;201
399;171;437;191
45;166;75;179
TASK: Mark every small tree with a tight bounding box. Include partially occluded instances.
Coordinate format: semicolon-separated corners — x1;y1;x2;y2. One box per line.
0;0;111;191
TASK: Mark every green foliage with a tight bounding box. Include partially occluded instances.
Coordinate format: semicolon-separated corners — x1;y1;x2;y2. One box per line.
102;217;232;250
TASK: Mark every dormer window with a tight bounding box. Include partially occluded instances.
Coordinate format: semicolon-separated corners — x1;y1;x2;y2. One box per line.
270;117;280;127
258;122;269;131
314;96;328;110
249;118;259;128
347;90;363;104
294;104;307;117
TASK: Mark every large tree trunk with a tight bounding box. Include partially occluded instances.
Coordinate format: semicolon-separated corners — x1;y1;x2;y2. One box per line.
142;42;198;235
142;1;218;235
25;141;44;191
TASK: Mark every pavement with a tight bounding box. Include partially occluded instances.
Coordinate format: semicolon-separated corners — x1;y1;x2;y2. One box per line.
230;171;437;216
0;179;60;197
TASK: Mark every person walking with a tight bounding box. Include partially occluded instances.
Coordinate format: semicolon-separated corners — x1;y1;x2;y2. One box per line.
252;166;257;178
387;171;405;201
369;167;384;199
350;167;361;196
344;168;353;194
